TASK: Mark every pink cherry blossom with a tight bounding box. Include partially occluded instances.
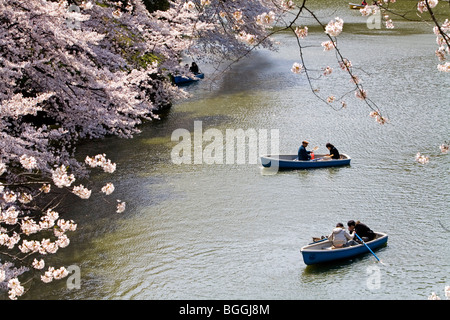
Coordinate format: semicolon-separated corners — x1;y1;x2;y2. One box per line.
325;17;344;37
291;62;303;74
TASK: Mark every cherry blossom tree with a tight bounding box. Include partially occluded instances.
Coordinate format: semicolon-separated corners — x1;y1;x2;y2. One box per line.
0;0;176;299
0;0;285;299
360;0;449;73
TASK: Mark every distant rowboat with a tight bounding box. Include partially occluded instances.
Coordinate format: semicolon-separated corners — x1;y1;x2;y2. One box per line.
349;3;365;9
173;73;204;85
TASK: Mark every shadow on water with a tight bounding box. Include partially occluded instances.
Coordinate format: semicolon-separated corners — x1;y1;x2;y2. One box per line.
210;51;301;97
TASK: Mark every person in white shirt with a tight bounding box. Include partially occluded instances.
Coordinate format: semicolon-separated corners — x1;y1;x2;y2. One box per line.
328;223;356;248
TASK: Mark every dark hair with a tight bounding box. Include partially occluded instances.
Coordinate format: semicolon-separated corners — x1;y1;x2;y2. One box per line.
326;143;334;149
347;220;355;227
336;222;344;227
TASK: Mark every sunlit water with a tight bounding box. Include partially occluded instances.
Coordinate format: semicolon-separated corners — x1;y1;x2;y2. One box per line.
23;3;449;300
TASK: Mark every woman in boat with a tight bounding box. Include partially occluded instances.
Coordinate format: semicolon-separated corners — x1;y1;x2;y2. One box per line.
325;143;340;159
328;223;355;248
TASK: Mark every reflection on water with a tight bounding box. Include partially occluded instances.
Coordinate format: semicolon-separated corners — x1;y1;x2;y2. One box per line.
21;3;450;300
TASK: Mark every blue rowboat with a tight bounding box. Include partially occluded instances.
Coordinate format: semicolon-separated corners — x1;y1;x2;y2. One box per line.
349;3;365;9
301;232;388;265
260;154;351;170
173;73;204;85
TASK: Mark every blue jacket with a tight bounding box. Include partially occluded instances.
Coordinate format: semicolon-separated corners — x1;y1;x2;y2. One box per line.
298;145;311;160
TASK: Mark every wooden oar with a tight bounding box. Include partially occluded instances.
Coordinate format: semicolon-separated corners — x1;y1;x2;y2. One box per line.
309;236;327;245
355;233;383;264
315;154;333;161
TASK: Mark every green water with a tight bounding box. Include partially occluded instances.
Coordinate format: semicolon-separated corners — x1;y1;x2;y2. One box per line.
22;1;449;300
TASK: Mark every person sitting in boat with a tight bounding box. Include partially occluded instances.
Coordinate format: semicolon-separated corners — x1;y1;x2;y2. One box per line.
361;0;368;5
189;62;199;74
328;223;355;249
347;220;375;242
297;140;312;161
325;143;340;159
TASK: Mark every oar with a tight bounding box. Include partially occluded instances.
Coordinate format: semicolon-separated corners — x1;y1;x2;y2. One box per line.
315;154;333;161
355;233;383;264
310;236;327;244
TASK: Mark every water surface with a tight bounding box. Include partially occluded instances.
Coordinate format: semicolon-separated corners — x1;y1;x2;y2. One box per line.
24;2;449;300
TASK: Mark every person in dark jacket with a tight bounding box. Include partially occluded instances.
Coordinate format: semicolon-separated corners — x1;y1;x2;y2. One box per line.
298;140;312;160
189;62;199;74
326;143;340;159
347;220;375;242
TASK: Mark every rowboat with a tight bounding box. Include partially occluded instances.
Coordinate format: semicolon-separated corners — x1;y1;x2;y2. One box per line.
349;3;365;9
173;73;204;85
260;154;351;170
301;232;388;265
